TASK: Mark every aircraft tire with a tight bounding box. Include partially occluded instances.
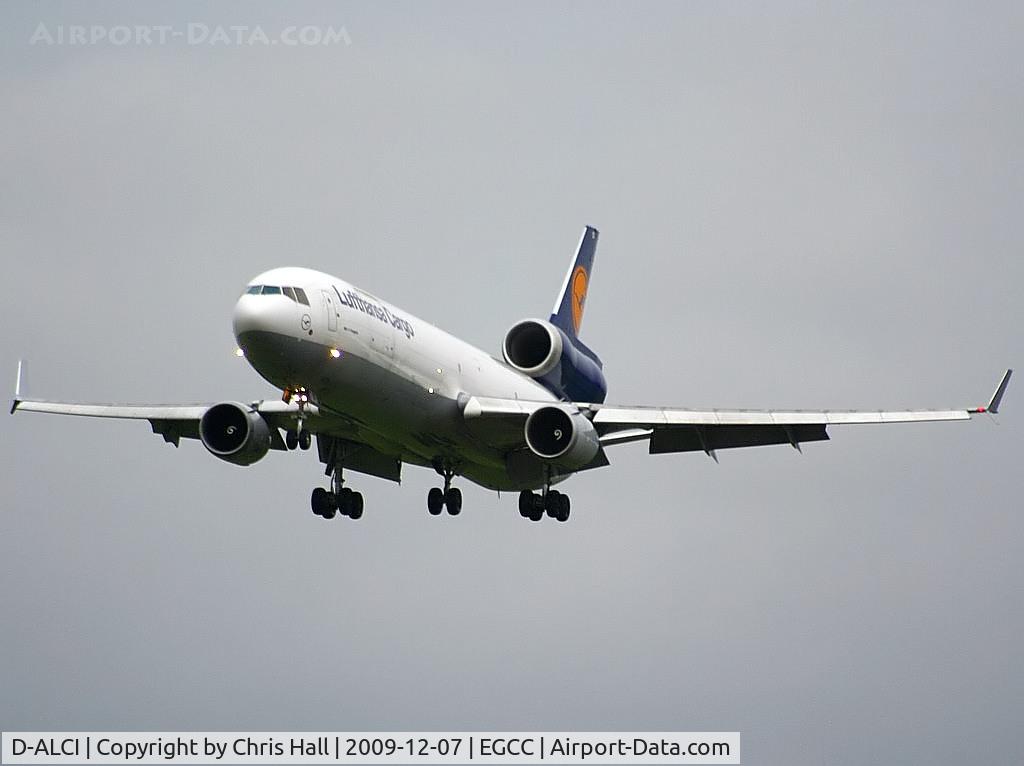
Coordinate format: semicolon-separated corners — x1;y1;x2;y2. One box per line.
349;492;364;520
311;487;329;517
528;494;545;522
445;487;463;515
298;430;312;450
427;487;445;515
545;490;563;518
337;487;353;517
556;494;570;522
518;491;534;517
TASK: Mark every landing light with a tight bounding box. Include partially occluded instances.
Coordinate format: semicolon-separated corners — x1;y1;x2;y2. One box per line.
329;348;341;359
234;348;245;358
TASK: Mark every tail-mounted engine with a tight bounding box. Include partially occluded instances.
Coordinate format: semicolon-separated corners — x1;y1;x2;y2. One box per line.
524;405;600;469
199;401;272;466
502;318;607;403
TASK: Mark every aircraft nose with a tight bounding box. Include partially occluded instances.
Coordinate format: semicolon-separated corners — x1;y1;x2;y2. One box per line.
232;294;264;341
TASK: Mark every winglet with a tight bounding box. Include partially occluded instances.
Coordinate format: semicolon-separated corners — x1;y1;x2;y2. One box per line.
11;359;24;415
983;369;1012;414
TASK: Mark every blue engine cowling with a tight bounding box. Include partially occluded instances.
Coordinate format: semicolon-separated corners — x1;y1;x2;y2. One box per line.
502;319;607;403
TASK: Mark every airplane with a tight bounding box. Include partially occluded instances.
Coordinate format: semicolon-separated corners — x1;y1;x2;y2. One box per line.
10;227;1012;523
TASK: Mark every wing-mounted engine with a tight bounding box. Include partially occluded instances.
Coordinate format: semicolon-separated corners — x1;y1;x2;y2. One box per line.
199;401;272;465
524;405;600;469
502;318;607;403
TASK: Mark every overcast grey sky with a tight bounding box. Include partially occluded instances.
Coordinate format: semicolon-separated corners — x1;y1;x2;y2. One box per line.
1;2;1021;764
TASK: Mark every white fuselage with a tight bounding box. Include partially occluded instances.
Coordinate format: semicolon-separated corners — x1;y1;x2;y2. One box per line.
232;267;560;490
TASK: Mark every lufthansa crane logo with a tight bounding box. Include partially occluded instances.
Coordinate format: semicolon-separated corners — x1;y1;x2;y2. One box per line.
570;266;588;334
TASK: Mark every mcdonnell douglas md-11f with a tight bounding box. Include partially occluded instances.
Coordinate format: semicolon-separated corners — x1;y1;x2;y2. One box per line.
11;228;1012;522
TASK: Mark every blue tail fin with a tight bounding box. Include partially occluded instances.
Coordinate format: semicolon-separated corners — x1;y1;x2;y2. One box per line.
550;226;598;338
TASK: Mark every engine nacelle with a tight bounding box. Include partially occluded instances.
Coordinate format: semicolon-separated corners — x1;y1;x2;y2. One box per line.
199;401;272;466
502;318;607;403
524;405;600;469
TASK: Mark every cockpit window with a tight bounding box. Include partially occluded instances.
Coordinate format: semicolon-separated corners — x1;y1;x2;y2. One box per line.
245;284;307;302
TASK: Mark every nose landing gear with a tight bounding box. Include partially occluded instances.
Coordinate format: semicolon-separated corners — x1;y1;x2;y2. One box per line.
286;429;312;451
283;387;313;450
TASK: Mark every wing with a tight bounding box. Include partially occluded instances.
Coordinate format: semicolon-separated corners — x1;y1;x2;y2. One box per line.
9;362;405;481
12;395;407;481
13;396;309;447
464;369;1012;460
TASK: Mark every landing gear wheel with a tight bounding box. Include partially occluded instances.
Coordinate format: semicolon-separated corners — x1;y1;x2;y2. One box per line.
311;487;329;517
519;491;534;518
445;488;463;516
336;487;353;517
427;487;445;516
542;491;570;522
298;430;312;450
556;493;570;522
348;492;364;520
529;493;545;522
286;430;299;450
545;490;563;519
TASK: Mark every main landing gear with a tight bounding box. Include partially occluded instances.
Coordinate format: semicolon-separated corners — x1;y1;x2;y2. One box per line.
311;462;364;520
428;458;463;516
518;488;571;523
522;467;572;523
